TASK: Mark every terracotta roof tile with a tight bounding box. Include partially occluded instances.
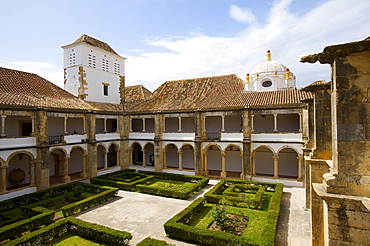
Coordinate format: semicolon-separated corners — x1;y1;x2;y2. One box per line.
0;67;94;110
125;74;313;112
125;85;152;103
66;34;120;56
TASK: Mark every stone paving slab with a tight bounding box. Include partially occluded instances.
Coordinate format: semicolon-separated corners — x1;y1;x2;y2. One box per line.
75;179;311;245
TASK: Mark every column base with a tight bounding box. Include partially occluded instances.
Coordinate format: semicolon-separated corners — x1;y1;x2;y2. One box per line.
273;175;279;179
62;175;71;183
221;171;227;178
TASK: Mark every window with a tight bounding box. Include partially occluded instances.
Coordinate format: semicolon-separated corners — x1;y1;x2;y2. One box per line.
69;53;76;66
103;83;109;96
88;54;96;68
262;81;272;87
102;59;109;72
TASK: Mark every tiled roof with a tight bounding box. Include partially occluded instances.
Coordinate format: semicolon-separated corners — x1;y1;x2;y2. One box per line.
125;85;152;103
86;101;123;112
124;74;313;112
68;34;120;56
0;67;94;110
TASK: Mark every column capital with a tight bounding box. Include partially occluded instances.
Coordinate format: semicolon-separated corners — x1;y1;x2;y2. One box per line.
1;165;9;169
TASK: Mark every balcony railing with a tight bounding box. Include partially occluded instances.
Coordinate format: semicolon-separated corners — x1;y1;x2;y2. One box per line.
207;132;221;140
48;135;61;144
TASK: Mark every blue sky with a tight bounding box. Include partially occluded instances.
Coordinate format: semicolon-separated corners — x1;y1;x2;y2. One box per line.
0;0;369;91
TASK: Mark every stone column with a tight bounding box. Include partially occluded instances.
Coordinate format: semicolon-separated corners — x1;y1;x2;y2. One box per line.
273;114;278;132
1;115;6;137
0;165;8;192
30;162;36;186
80;154;87;178
142;150;146;167
129;148;133;165
251;154;256;177
30;116;35;136
297;156;303;181
221;152;227;178
239;152;244;180
273;155;279;179
62;155;71;183
178;150;183;170
178;117;182;132
64;116;68;134
299;113;303;132
103;117;107;133
203;153;209;176
142;118;146;132
221;115;225;132
194;111;203;176
251;115;254;132
104;150;108;169
242;109;252;179
82;115;86;134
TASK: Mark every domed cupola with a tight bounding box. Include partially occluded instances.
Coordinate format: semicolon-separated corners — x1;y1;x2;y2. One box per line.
245;50;296;92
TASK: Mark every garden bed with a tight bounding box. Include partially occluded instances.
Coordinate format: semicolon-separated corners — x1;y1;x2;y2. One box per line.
0;182;118;243
164;179;284;246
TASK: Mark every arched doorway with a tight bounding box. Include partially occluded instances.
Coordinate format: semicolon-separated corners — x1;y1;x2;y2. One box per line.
6;152;34;190
165;144;179;169
254;146;274;177
97;145;106;170
132;143;143;165
181;145;194;170
225;145;242;178
144;143;154;166
205;145;222;177
49;149;66;186
278;148;298;178
69;147;85;180
108;144;118;167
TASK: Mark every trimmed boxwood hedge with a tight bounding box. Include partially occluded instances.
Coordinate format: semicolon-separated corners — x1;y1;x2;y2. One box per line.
3;217;132;246
0;206;55;242
90;169;153;191
136;237;175;246
164;179;284;246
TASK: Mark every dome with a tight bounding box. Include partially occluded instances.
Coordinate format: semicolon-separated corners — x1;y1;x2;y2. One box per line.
251;60;287;74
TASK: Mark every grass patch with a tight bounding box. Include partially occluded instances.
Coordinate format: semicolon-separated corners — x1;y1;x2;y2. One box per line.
44;232;104;246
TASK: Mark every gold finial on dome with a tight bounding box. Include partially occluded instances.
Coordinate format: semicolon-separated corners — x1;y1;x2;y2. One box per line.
285;68;291;80
266;50;272;61
245;73;250;83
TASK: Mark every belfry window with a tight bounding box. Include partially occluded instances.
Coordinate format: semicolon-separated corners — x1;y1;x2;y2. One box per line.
103;83;109;96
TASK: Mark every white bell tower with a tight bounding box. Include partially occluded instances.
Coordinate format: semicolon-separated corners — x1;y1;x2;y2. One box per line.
62;35;126;104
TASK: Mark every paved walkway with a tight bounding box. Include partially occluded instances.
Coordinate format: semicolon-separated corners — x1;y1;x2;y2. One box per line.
75;179;311;245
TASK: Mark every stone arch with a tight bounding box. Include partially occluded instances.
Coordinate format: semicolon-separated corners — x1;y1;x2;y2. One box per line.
165;143;179;168
49;148;67;186
68;146;85;178
6;151;34;190
277;145;300;155
253;145;274;177
180;144;195;170
225;144;243;178
0;157;5;167
131;142;143;165
107;143;119;167
277;147;299;178
143;142;155;166
97;144;107;170
204;144;222;177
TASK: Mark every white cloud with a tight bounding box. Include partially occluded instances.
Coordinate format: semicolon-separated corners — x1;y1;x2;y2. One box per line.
229;4;258;25
125;0;370;91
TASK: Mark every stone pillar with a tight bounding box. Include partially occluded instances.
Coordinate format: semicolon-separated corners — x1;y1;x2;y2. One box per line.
273;114;278;132
221;152;227;178
251;114;254;132
142;150;146;167
119;114;130;169
221;115;225;132
297;156;303;181
251;154;256;177
30;162;36;186
104;151;108;169
154;113;163;172
203;153;209;176
142;118;146;132
239;153;244;180
103;117;107;133
1;115;6;137
242;109;252;179
62;155;71;183
194;111;203;175
85;112;97;178
273;155;279;179
178;150;183;170
299;113;303;132
30;116;35;136
82;115;86;134
64;116;68;134
0;165;8;192
178;117;182;132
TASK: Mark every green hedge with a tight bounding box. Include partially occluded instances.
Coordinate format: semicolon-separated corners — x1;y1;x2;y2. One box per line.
136;237;175;246
0;206;55;242
91;169;153;191
4;217;132;246
164;197;255;246
165;180;284;246
138;170;210;187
